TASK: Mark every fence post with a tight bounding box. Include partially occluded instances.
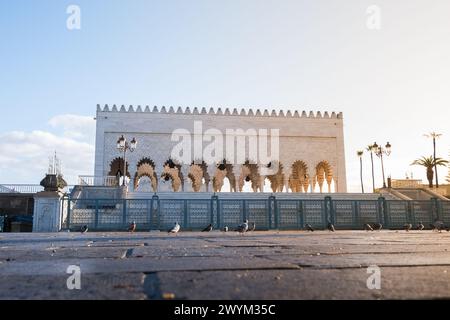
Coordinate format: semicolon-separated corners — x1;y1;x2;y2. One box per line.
151;194;159;230
378;197;386;227
431;197;439;221
242;200;248;221
353;200;359;228
95;199;99;229
324;196;333;226
407;200;414;224
184;200;188;230
123;199;127;227
269;195;276;229
298;200;303;230
147;199;152;230
66;197;71;230
211;194;219;229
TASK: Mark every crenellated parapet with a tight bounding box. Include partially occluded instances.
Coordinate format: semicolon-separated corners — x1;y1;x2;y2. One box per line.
96;104;343;119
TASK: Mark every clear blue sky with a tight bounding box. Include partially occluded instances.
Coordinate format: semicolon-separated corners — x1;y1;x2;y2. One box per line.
1;0;450;190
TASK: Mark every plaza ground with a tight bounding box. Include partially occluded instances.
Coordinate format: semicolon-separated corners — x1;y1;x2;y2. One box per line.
1;230;450;299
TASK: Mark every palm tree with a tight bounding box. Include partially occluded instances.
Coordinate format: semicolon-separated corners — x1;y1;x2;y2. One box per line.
424;132;442;188
446;152;450;184
357;150;364;193
411;156;448;188
366;144;376;192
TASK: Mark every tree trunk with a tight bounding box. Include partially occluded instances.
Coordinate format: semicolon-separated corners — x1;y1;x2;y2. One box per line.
427;167;434;188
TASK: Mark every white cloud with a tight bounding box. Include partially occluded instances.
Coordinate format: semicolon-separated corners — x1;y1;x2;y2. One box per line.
0;115;95;185
48;114;95;143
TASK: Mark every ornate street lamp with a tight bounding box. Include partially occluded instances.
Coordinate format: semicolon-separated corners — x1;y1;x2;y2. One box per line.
116;135;137;186
373;141;391;188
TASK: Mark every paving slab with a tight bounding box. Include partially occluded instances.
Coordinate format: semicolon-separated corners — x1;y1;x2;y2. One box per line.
1;230;450;299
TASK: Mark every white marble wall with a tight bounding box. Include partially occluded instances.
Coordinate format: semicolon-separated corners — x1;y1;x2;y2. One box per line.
94;105;347;192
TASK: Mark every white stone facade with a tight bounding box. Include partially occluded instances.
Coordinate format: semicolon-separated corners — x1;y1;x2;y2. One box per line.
94;105;347;193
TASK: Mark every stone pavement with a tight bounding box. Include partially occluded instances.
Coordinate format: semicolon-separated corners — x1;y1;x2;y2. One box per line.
1;230;450;299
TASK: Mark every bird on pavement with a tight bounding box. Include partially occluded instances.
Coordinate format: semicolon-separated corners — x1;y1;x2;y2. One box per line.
128;221;136;233
202;224;213;232
404;223;412;232
327;223;335;232
432;220;444;233
364;223;373;231
168;222;180;235
372;223;383;231
222;226;229;232
248;222;256;232
80;225;88;234
305;224;314;232
416;222;424;231
236;220;249;234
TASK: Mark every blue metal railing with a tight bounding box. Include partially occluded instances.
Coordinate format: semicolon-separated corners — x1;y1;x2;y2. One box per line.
64;195;450;231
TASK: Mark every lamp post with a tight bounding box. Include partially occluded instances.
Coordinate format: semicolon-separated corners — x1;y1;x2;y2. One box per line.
116;135;137;186
424;132;442;189
367;144;376;192
357;150;365;193
373;142;391;188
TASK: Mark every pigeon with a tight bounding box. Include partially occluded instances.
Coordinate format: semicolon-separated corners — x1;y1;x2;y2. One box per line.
128;221;136;233
372;223;383;231
248;222;256;232
416;222;424;231
236;220;249;234
202;224;213;232
305;224;314;232
222;226;229;232
404;223;412;232
168;222;180;235
327;223;335;232
364;223;373;231
80;225;88;234
432;220;444;232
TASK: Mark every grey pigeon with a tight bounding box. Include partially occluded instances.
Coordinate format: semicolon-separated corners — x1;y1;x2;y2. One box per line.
327;223;335;232
168;222;180;234
404;223;412;232
80;225;88;234
305;224;314;232
202;224;213;232
248;222;256;232
372;223;383;231
128;221;136;232
364;223;374;231
236;220;249;234
432;220;444;232
416;222;424;230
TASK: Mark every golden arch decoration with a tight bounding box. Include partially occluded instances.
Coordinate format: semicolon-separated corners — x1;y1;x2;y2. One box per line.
134;158;158;192
265;161;284;192
188;161;210;192
238;160;261;192
315;161;333;193
289;160;309;193
213;160;236;192
108;157;130;185
161;159;183;192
